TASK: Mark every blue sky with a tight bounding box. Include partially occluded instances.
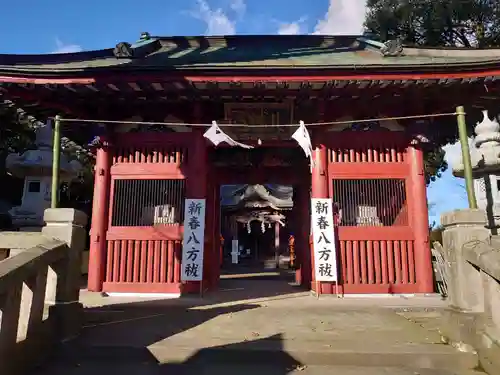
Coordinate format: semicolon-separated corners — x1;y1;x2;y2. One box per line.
0;0;367;53
0;0;467;223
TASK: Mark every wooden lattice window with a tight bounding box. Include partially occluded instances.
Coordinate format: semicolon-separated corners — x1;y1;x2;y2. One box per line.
332;179;408;227
111;179;185;227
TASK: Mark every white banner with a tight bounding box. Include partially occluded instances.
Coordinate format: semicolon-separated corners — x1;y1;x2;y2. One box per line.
311;198;338;282
204;121;254;149
292;121;314;170
181;199;206;281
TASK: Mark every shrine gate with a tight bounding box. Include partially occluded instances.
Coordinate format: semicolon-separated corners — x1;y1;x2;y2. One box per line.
85;121;431;296
3;33;484;297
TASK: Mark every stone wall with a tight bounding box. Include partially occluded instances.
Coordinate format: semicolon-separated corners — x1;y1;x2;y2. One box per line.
0;208;87;375
440;208;500;374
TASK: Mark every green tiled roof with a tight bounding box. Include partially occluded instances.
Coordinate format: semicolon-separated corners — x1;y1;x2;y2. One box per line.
1;35;500;74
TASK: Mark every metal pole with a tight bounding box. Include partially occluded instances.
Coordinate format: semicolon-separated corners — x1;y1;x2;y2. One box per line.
51;115;61;208
456;106;477;209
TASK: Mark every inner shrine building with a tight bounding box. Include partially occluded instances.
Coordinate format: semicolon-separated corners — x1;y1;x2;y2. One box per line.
1;34;499;296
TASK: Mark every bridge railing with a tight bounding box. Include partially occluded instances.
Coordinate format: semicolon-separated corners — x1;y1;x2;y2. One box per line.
0;209;87;375
439;209;500;375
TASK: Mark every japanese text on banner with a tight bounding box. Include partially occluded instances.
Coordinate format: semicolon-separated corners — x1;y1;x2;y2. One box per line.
181;199;206;281
311;198;338;282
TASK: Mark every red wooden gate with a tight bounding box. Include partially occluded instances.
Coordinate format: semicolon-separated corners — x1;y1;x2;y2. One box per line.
326;131;422;294
103;133;192;294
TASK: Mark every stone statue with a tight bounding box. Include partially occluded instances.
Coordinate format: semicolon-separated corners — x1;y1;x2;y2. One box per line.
453;110;500;232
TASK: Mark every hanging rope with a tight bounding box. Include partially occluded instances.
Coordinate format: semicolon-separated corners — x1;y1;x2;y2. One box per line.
51;111;460;128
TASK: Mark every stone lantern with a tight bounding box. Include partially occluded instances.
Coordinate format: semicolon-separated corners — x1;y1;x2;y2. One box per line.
453;110;500;232
6;122;81;230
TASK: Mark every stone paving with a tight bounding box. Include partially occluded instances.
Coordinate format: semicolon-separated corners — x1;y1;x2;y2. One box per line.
31;280;485;375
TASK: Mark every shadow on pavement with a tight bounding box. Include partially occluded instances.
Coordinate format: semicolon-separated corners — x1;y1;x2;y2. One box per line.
32;279;307;374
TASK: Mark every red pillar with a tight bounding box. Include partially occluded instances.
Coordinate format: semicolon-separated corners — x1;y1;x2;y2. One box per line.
188;131;207;198
408;144;434;293
185;103;208;292
294;183;309;286
310;143;329;294
87;138;112;292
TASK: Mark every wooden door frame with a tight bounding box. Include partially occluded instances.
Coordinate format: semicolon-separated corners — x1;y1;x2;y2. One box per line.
209;162;311;288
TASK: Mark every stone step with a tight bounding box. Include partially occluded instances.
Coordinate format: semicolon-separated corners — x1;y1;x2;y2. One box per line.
51;340;478;373
31;362;486;375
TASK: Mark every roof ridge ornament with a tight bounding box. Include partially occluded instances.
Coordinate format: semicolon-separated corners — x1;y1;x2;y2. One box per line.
380;38;404;57
113;42;134;58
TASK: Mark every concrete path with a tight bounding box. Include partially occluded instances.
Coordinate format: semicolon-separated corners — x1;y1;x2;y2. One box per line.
31;280;484;374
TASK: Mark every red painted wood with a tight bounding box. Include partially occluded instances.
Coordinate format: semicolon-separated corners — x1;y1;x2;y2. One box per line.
360;240;367;284
4;66;500;85
160;241;167;283
103;239;184;291
339;240;347;284
96;127;431;296
387;240;395;284
401;240;409;284
333;239;417;292
133;241;140;283
88;140;112;292
207;176;221;290
107;226;184;241
328;163;409;178
110;165;186;177
321;131;428;295
380;241;388;284
408;241;416;284
394;240;402;283
126;240;134;283
338;227;414;241
407;145;434;293
140;241;148;283
182;129;208;292
173;241;182;283
153;241;161;283
119;241;127;282
105;241;113;283
167;241;174;283
373;241;381;284
311;144;329;293
367;240;374;284
146;240;154;283
184;70;500;82
352;241;360;284
345;240;353;284
112;241;120;282
295;183;311;287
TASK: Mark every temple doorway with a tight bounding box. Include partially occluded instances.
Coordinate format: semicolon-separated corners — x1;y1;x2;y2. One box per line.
219;184;296;284
210;145;311;289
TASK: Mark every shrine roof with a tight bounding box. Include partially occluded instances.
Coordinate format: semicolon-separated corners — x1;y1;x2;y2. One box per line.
221;184;293;209
2;34;500;78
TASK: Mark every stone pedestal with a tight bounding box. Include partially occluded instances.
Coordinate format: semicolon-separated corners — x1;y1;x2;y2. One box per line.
440;209;489;354
42;208;88;341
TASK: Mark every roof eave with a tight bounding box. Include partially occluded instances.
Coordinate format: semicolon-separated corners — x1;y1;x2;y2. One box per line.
2;59;500;76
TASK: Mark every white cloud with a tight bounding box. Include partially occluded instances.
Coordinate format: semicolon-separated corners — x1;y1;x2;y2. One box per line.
278;17;307;35
191;0;246;35
52;38;82;54
230;0;246;17
442;138;474;166
313;0;367;35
